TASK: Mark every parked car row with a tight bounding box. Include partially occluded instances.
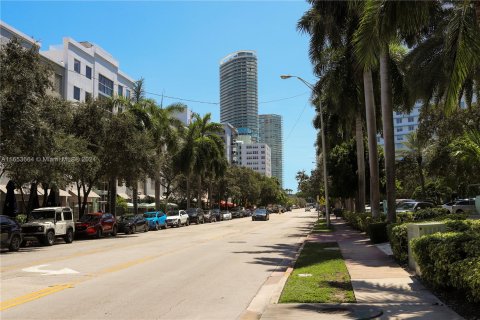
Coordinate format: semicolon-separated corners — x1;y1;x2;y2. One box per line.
1;205;268;251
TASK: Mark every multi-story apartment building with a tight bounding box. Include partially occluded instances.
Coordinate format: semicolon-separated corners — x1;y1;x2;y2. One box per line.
220;50;259;139
236;141;271;177
259;114;283;187
42;38;134;105
377;103;421;153
172;107;194;125
221;123;238;165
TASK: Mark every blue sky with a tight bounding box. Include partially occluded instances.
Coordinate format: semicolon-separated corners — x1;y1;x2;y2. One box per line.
2;1;317;192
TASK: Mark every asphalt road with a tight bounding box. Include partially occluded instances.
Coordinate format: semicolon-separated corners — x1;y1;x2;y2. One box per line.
0;209;316;320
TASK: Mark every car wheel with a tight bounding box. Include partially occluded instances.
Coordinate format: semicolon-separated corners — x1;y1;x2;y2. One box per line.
44;230;55;246
9;235;21;251
252;218;255;221
132;226;136;234
154;223;159;231
201;217;205;224
144;224;148;232
112;225;117;237
96;228;103;239
64;229;74;244
186;219;190;226
456;209;464;214
162;223;167;230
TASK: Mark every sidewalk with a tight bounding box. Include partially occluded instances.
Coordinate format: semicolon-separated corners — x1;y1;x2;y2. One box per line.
260;218;464;320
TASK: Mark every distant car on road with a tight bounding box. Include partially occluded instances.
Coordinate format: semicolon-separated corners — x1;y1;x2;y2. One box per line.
396;201;435;213
144;211;167;230
210;208;222;221
451;199;477;214
203;210;217;223
305;207;311;212
118;214;148;234
186;208;205;224
75;212;117;238
166;210;189;227
221;210;232;220
0;215;23;251
252;208;270;221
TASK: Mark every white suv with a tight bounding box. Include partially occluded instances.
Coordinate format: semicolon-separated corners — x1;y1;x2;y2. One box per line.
451;199;477;214
21;207;75;246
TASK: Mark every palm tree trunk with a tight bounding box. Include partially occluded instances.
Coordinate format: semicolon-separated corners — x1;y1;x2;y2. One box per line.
355;110;366;213
197;175;202;209
186;176;191;208
132;182;138;215
363;70;381;218
476;1;480;27
42;183;49;207
417;157;426;198
155;178;161;211
109;177;117;217
380;49;397;223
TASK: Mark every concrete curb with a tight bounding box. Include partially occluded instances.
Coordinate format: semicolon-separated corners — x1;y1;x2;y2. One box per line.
238;218;317;320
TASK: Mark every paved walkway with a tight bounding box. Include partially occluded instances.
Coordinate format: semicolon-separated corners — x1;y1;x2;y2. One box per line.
260;218;464;320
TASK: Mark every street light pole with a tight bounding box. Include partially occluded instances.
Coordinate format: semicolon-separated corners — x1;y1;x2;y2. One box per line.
281;75;330;227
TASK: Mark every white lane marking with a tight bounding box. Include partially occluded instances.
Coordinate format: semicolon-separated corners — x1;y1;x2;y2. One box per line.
22;264;79;275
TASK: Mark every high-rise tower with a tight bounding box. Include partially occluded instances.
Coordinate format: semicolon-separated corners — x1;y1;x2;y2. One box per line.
259;114;283;187
220;51;258;138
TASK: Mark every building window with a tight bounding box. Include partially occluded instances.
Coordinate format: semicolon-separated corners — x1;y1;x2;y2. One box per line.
397;135;404;141
54;74;63;94
408;116;414;122
408;125;414;131
118;85;123;97
98;74;114;97
73;86;80;101
74;59;81;73
396;118;402;124
85;92;92;102
126;89;131;99
86;66;92;79
397;127;403;132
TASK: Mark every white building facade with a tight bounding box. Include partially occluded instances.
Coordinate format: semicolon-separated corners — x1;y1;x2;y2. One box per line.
221;123;238;165
42;38;134;104
236;142;271;177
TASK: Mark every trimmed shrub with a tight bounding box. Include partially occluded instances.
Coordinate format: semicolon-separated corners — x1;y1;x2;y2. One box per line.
449;258;480;302
413;208;450;221
368;222;389;243
387;223;409;263
445;219;480;233
411;232;477;287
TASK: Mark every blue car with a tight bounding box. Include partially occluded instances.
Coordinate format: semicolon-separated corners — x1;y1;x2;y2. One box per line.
144;211;167;231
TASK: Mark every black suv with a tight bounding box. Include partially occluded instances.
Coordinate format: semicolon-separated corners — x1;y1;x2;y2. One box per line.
186;208;205;224
0;215;23;251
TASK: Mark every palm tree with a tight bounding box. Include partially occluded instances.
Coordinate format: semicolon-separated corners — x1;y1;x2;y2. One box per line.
399;131;431;198
192;113;225;208
297;0;369;214
147;102;185;210
354;0;437;222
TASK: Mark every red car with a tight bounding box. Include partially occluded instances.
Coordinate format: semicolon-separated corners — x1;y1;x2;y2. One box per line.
75;212;117;238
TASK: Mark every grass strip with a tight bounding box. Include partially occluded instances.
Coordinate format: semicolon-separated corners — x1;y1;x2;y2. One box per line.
279;242;355;303
311;218;334;233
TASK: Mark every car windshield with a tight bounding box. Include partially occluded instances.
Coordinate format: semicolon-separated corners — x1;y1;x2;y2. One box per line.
221;211;229;214
397;202;416;210
144;213;157;218
255;209;267;215
30;210;55;220
167;211;179;217
186;208;197;214
119;215;135;221
79;214;100;222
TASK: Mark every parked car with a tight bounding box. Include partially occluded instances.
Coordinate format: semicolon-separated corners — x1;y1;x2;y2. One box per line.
21;207;75;246
1;215;23;251
186;208;205;224
442;201;459;213
244;209;252;217
118;214;149;234
221;210;232;220
144;211;168;230
75;212;117;238
203;210;217;223
166;209;189;227
396;201;435;213
305;206;311;212
451;199;477;214
231;208;242;219
252;208;270;221
210;208;222;221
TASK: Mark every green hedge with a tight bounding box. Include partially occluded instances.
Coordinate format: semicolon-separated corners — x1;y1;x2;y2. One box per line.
343;211;385;233
411;232;480;302
387;212;468;264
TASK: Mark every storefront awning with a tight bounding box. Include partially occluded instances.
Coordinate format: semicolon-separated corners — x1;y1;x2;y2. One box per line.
68;189;100;198
117;192;131;200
